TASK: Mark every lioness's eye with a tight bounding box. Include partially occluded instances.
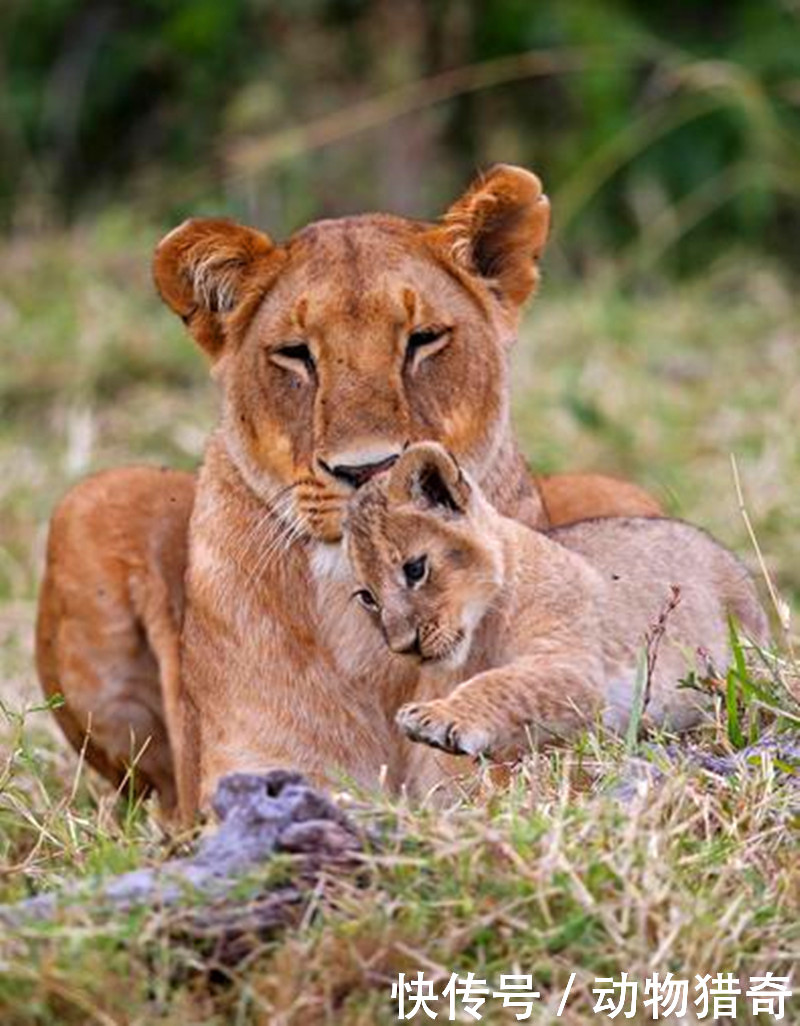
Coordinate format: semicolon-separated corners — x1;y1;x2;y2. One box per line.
353;588;380;612
403;555;428;587
270;341;315;383
405;325;451;372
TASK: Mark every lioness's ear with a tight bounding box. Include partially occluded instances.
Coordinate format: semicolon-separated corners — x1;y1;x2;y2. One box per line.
388;443;471;514
438;164;550;306
153;218;275;359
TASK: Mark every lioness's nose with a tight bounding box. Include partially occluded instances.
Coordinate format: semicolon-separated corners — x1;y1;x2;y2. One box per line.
319;454;398;490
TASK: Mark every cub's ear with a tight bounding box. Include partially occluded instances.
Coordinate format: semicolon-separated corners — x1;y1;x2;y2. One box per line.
153;218;275;359
388;443;471;515
437;164;550;306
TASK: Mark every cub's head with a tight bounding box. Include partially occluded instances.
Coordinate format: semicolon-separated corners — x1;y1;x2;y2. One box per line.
154;166;549;542
344;442;503;667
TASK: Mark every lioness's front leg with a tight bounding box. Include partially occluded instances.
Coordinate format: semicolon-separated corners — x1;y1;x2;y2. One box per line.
397;653;605;758
178;614;397;818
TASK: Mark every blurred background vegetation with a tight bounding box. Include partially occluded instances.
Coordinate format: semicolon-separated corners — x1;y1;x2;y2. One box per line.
0;0;798;616
3;0;800;273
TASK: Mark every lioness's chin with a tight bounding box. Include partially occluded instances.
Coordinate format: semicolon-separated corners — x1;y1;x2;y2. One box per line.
305;513;345;544
294;494;348;544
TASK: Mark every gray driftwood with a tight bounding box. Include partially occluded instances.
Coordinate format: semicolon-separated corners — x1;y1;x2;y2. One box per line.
0;770;362;959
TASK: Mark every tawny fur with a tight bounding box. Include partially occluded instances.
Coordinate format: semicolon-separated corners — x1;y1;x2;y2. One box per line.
36;466;194;813
345;444;769;802
36;166;663;818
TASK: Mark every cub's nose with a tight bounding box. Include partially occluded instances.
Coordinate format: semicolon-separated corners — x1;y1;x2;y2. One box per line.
319;454;398;490
387;629;422;657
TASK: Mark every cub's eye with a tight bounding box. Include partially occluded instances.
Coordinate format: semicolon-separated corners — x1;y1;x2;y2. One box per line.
405;325;451;372
403;555;428;587
270;341;315;383
353;588;380;612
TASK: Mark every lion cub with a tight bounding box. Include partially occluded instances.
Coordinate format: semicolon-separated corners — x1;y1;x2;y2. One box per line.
345;443;768;767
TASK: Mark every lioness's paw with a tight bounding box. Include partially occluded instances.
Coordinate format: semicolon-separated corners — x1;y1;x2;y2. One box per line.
396;701;493;756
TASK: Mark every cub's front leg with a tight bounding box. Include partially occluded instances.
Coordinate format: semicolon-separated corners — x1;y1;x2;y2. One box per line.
397;652;605;758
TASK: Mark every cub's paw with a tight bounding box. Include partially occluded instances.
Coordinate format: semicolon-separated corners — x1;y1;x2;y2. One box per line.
396;700;493;757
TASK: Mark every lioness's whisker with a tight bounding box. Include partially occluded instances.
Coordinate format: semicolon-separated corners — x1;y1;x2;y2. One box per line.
246;501;308;588
246;519;294;588
232;485;297;562
224;483;301;596
275;511;308;561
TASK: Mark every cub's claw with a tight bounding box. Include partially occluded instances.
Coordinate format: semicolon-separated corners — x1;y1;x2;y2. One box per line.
396;701;492;756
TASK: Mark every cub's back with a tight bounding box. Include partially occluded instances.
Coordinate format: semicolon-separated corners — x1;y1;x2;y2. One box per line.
544;516;768;731
548;516;768;643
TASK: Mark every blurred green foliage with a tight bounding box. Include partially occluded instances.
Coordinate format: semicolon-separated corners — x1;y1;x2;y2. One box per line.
1;0;799;273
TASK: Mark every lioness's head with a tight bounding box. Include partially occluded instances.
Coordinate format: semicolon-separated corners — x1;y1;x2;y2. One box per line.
154;166;549;543
344;442;502;667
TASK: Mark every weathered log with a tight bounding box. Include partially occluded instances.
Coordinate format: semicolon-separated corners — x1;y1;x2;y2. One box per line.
0;769;363;951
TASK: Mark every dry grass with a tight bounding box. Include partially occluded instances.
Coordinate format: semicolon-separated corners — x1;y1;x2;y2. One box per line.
0;216;797;1024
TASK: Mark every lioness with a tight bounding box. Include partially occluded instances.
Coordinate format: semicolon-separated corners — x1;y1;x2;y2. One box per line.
37;166;663;819
345;443;769;796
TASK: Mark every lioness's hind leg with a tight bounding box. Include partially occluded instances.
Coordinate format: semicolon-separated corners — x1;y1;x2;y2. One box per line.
91;692;176;811
35;466;193;814
37;583;177;811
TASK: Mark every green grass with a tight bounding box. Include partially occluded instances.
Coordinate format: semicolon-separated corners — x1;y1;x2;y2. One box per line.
0;214;798;1024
